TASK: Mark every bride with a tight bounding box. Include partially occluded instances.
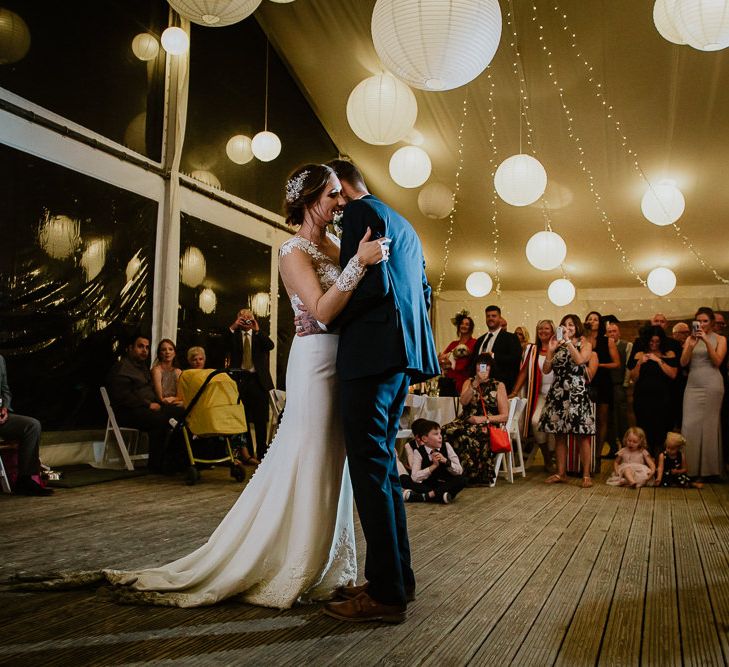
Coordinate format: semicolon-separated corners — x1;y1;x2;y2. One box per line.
97;165;388;607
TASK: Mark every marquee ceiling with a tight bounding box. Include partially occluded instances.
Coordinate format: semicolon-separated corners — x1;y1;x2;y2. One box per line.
256;0;729;294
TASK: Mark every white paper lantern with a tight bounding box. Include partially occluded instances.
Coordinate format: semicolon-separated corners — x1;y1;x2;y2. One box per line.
389;146;431;188
494;154;547;206
548;278;576;306
0;8;31;65
191;170;221;188
653;0;687;44
131;33;159;61
249;292;271;318
647;267;677;296
641;180;685;226
167;0;262;26
181;246;206;287
371;0;502;91
251;131;281;161
406;128;425;146
674;0;729;50
199;287;217;314
161;27;189;55
525;230;567;271
269;0;295;3
38;213;81;259
466;271;493;297
346;73;417;145
418;183;454;219
225;134;253;164
80;239;107;282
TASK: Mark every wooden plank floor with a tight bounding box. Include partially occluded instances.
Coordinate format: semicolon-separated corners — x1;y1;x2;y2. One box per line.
1;464;728;666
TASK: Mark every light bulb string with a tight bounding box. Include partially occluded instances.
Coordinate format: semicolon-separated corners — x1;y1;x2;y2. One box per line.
264;40;269;131
485;71;502;296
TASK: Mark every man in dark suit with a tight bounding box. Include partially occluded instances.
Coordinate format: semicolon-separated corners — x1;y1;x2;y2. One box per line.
226;308;274;459
324;159;439;624
469;305;522;393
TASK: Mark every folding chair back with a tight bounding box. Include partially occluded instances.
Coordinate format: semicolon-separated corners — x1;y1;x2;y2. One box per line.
97;387;145;471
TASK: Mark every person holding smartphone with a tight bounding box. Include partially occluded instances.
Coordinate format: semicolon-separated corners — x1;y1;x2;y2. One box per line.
680;306;726;480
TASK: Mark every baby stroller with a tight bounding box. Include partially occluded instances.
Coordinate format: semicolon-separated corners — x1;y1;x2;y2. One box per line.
176;368;250;486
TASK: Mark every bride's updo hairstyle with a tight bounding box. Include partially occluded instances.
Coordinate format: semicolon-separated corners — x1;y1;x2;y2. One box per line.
284;164;334;227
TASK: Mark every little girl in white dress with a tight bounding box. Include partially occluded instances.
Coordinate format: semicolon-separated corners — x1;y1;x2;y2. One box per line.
606;426;656;488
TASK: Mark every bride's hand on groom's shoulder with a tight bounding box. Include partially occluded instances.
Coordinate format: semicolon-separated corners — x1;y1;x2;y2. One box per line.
357;227;391;266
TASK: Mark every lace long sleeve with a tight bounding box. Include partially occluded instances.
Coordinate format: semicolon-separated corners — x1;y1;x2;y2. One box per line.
334;255;366;292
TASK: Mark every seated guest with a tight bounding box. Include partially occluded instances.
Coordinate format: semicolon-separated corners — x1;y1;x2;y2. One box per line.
442;353;509;486
186;346;207;370
396;456;429;503
605;426;656;488
106;334;185;473
151;339;183;406
0;355;52;496
438;311;477;395
655;432;703;488
410;418;466;504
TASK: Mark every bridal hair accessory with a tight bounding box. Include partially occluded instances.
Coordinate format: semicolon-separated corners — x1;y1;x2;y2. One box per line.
286;170;309;203
450;309;471;327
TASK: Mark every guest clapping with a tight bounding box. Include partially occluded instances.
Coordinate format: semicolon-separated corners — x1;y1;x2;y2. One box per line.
151;339;183;406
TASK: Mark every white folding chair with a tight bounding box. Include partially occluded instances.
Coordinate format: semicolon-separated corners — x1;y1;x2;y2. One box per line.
96;387;146;471
508;397;528;478
491;397;525;486
0;441;17;493
268;389;286;442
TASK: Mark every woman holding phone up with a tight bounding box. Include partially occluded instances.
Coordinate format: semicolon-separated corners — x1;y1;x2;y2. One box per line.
442;353;509;485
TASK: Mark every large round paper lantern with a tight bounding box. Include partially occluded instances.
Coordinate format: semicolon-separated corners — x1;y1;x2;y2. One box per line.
167;0;262;26
346;73;417;145
191;170;221;188
131;33;159;61
674;0;729;50
647;267;677;296
494;154;547;206
199;287;217;314
389;146;431;188
161;27;189;55
525;230;567;271
249;292;271;318
251;131;281;161
418;183;454;219
653;0;687;44
0;8;30;65
39;214;80;259
180;246;206;287
641;180;685;226
466;271;493;297
226;134;253;164
371;0;502;91
548;278;576;306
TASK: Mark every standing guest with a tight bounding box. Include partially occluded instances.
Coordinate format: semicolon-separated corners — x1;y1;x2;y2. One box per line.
151;339;183;406
409;419;466;504
469;305;522;393
540;314;596;488
584;312;620;460
712;312;729;467
0;355;53;496
438;311;477;395
186;346;207;370
681;307;727;479
671;322;691;429
514;326;531;364
226;308;275;460
628;312;682;367
509;320;556;469
605;319;631;459
628;326;678;457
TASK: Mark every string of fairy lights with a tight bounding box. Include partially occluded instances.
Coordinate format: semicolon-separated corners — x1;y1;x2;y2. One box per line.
484;71;503;296
552;1;729;285
435;97;468;296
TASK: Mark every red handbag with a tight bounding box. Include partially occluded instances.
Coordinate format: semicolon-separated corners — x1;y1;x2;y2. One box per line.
479;394;512;453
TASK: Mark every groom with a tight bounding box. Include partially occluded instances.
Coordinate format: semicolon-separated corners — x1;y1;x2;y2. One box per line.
324;159;439;623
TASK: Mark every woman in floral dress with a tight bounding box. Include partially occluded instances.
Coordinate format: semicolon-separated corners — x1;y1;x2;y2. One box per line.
442;353;509;485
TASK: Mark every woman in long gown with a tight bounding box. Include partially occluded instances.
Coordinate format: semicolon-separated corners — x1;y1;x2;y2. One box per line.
681;306;727;479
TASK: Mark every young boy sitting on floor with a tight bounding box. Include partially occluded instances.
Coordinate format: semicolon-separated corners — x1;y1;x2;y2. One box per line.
410;418;466;504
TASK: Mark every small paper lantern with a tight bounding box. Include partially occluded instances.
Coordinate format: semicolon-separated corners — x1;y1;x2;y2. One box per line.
161;27;189;55
199;287;217;314
371;0;502;91
466;271;493;297
346;73;417;145
191;170;221;189
249;292;271;318
226;134;253;164
418;183;454;219
547;278;576;306
80;239;107;282
251;131;282;161
647;267;677;296
167;0;262;26
525;231;567;271
38;213;80;259
131;33;159;61
180;246;206;287
125;252;143;283
641;180;685;226
0;8;30;65
653;0;687;44
389;146;431;188
494;154;548;206
674;0;729;50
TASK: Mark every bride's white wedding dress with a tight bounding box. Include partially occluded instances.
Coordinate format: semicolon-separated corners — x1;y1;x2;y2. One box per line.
101;235;357;608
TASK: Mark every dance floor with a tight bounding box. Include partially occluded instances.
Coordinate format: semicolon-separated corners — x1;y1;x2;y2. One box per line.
2;464;728;666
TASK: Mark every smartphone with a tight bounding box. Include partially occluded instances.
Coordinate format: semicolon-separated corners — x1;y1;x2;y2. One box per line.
478;363;488;373
692;320;701;335
555;326;564;341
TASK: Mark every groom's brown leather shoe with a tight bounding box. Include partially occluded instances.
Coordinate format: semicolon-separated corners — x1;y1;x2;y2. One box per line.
323;591;406;624
337;581;415;603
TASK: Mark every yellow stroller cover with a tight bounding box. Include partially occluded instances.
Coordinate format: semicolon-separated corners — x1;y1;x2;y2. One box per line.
178;369;247;436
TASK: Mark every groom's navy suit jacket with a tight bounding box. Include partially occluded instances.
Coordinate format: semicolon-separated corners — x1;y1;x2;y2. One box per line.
336;194;439;383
